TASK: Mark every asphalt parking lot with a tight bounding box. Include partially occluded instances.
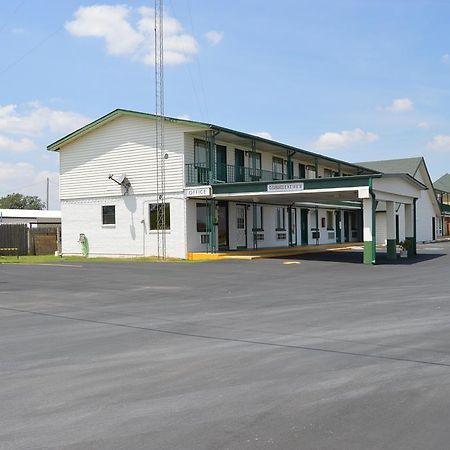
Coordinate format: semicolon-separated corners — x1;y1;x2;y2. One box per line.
1;242;450;450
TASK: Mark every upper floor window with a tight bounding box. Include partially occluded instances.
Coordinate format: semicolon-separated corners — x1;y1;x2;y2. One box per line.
323;168;333;178
272;157;284;179
298;163;306;178
306;165;316;179
194;139;208;167
102;205;116;225
249;152;262;180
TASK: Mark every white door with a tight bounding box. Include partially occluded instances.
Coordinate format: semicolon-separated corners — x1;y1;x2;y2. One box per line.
236;205;247;248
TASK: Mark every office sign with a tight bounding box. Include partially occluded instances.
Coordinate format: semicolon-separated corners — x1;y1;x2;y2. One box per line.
185;186;212;198
267;182;305;193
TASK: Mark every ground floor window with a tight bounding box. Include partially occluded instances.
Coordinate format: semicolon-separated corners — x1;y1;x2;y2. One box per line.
276;207;286;230
326;211;334;230
149;203;171;230
253;205;263;230
196;203;207;232
102;205;116;225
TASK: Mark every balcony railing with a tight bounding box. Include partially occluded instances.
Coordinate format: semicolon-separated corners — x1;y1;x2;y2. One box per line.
185;163;289;185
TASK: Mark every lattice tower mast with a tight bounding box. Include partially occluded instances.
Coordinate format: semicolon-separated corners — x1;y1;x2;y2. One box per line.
154;0;166;259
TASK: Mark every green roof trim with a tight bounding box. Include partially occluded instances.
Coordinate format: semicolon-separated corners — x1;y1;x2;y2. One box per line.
46;108;378;175
46;108;210;151
211;173;426;195
212;175;378;195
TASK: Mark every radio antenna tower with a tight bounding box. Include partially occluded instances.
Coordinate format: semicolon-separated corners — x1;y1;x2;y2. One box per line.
154;0;166;260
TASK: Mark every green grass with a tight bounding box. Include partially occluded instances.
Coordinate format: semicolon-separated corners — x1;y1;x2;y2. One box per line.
0;254;193;264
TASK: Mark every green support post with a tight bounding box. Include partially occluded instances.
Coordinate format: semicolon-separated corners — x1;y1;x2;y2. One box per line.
251;139;257;180
336;210;342;243
386;201;397;260
252;202;258;249
405;202;415;257
207;132;217;184
315;207;319;245
362;191;376;265
207;199;217;253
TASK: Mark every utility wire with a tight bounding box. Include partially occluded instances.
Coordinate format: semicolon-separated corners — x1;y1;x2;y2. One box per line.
165;0;209;122
0;0;27;34
185;0;210;121
0;26;62;77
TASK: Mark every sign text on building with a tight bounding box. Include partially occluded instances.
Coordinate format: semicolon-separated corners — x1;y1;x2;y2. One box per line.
185;186;212;198
267;182;305;192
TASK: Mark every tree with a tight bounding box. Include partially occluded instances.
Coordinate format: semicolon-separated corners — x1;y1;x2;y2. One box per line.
0;193;46;210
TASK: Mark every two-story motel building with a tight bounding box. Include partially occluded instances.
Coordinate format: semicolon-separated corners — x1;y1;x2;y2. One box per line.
48;109;429;264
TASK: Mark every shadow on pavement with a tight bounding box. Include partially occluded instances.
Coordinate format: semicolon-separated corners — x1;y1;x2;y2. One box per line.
272;250;446;265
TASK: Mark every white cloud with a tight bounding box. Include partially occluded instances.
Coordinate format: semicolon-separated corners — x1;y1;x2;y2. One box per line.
0;134;35;153
65;5;199;65
176;114;191;120
418;121;430;129
442;54;450;64
427;135;450;152
0;162;59;208
0;103;90;137
314;128;379;151
253;131;273;140
205;30;223;46
382;98;414;113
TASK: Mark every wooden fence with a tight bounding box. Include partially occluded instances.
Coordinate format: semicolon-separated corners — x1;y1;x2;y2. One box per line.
29;227;59;255
0;224;28;256
0;224;60;256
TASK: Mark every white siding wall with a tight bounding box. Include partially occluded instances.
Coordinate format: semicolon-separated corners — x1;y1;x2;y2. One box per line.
376;207;405;245
414;166;438;242
61;194;187;258
374;164;439;244
376;212;387;244
60;115;204;200
57;115;210;259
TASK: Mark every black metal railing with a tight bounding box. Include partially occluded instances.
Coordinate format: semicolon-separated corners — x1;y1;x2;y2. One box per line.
185;162;288;185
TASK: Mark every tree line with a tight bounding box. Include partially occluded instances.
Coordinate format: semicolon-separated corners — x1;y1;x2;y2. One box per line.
0;193;46;210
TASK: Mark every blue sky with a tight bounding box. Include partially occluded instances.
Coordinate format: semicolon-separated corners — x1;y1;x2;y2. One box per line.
1;0;450;208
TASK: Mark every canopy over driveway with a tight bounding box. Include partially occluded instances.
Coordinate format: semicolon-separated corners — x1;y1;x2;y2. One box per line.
209;173;426;264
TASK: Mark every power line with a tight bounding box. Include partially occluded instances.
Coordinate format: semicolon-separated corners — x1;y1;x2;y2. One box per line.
185;0;210;121
0;0;27;34
165;0;209;122
0;26;62;77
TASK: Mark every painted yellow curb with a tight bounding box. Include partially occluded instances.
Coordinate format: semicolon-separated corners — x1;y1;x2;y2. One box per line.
188;242;363;261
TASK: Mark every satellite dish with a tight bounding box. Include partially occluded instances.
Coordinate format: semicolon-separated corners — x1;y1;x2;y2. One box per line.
108;173;131;194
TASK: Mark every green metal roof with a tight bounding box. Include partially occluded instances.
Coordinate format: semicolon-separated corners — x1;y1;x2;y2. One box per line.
46;108;377;175
434;173;450;193
356;157;423;177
